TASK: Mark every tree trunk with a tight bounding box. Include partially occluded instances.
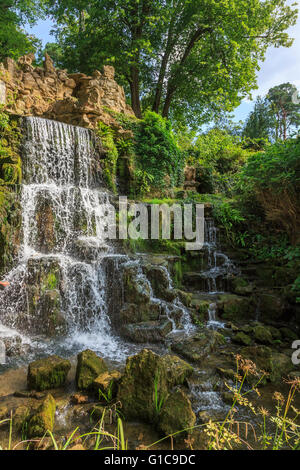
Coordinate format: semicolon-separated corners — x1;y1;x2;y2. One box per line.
130;67;142;118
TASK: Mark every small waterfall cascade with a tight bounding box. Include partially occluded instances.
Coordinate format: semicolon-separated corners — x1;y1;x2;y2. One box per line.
207;303;225;330
0;117;127;361
201;218;237;294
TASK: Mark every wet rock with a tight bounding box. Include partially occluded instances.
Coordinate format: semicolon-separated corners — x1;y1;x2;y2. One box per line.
217;368;236;381
159;388;196;437
233;332;252;346
76;350;108;391
117;349;193;423
93;370;122;398
171;330;226;364
27;355;71;391
28;394;56;437
217;294;255;321
143;265;177;302
230;277;254;296
256;293;285;321
174;290;192;308
253;325;273;345
121;320;173;343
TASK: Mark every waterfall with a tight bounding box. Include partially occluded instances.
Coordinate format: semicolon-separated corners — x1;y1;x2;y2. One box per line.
0;117;128;361
201;218;237;294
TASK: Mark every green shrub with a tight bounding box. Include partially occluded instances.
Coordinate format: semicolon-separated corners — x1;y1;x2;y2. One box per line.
134;111;184;191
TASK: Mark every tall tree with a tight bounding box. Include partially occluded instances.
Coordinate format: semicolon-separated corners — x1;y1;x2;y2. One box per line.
0;0;45;62
267;83;300;140
243;96;276;141
46;0;298;125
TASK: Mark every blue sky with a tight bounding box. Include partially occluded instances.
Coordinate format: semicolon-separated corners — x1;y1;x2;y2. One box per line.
27;1;300;123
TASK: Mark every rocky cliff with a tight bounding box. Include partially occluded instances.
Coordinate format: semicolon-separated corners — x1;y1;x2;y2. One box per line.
0;53;134;130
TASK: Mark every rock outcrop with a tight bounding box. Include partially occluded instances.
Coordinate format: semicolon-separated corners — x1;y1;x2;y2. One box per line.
0;53;134;130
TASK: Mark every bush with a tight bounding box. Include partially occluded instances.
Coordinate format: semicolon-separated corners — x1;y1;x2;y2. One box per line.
239;137;300;245
134;111;184;190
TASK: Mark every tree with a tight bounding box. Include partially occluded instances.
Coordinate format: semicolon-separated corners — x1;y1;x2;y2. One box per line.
243;96;276;142
0;0;45;62
45;0;298;125
267;83;300;140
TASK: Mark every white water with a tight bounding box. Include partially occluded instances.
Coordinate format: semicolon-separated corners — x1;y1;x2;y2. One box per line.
0;117;127;361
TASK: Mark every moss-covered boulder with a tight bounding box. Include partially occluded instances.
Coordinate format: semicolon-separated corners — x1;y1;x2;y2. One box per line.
233;332;252;346
231;277;254;296
280;327;298;342
171;330;226;363
76;349;108;390
158;388;196;437
27;355;71;391
240;345;294;385
28;394;56;438
253;326;273;345
117;349;193;423
217;294;255;321
121;320;173;343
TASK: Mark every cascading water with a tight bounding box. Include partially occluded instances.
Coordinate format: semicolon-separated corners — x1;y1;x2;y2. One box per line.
0;117;129;362
202;218;237;294
0;116;193;364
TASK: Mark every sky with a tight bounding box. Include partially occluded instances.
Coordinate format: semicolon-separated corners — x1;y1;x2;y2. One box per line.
27;1;300;123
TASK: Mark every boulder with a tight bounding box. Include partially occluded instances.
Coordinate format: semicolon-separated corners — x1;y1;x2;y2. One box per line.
233;332;252;346
28;394;56;437
117;349;193;423
76;350;108;390
253;325;273;345
240;345;294;385
158;388;196;437
171;330;226;364
27;355;71;391
121;320;173;343
217;294;255;321
280;327;298;342
93;370;122;399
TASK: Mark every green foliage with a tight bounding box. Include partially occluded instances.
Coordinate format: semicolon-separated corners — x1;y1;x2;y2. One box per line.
0;0;44;61
96;122;119;192
45;0;298;124
238;137;300;244
243;84;300;142
134;111;184;190
0;106;22;185
212;200;246;246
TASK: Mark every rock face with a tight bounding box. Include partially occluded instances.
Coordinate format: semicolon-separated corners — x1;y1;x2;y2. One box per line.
1;53;134;130
117;349;193;425
76;349;108;390
27;355;71;391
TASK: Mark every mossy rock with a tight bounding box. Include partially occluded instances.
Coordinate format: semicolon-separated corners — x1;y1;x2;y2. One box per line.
217;294;255;321
158;387;196;437
13;405;31;433
28;394;56;438
171;330;226;364
253;326;273;345
233;332;252;346
240;345;294;385
76;350;108;391
231;277;254;296
117;349;193;423
27;355;71;391
280;327;298;342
